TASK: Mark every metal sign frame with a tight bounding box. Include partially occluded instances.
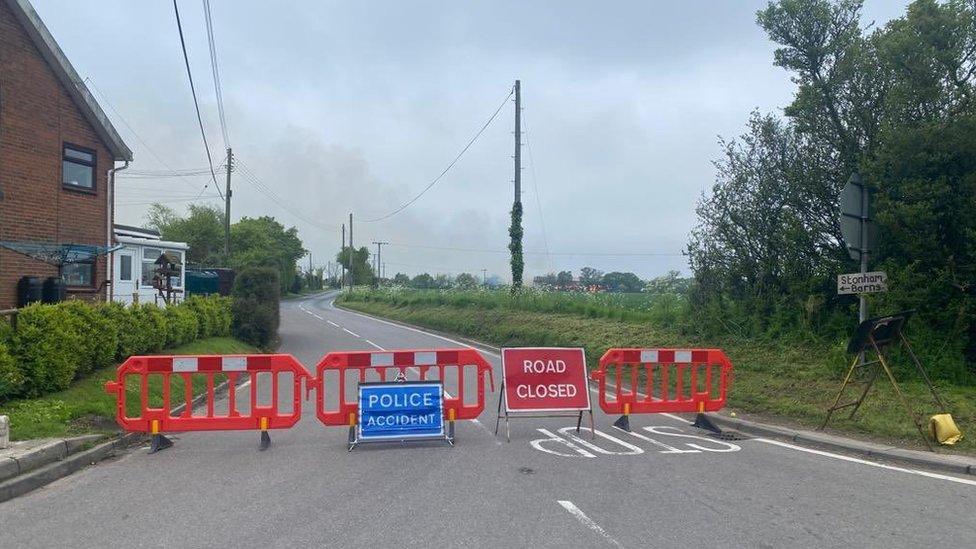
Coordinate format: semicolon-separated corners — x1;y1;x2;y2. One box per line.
494;347;594;443
820;311;949;450
352;380;453;451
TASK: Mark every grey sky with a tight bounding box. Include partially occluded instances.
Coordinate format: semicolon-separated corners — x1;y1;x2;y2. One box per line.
33;0;909;280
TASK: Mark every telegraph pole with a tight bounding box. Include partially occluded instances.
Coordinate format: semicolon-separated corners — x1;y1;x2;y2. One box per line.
372;241;388;284
341;224;346;289
482;268;488;287
514;81;521;205
508;79;524;292
348;213;354;290
224;148;232;256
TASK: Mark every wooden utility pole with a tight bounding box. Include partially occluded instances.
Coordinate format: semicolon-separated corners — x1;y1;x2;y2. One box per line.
224;148;232;256
372;241;388;285
348;213;354;290
508;80;524;292
341;224;346;289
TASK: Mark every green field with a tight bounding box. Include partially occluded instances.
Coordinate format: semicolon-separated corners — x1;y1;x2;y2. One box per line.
339;288;975;454
1;337;259;441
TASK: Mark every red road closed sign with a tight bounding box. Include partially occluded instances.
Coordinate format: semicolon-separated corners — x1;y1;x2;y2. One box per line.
501;348;590;412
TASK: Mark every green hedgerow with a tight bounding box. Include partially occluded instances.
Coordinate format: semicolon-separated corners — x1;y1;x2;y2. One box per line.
11;303;82;396
58;301;119;378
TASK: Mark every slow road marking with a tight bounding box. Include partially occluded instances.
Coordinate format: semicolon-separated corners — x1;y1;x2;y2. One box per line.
531;425;741;459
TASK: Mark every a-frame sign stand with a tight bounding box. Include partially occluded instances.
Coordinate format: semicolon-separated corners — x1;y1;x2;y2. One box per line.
493;380;594;443
820;311;949;451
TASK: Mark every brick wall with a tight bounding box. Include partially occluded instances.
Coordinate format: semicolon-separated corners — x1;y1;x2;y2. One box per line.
0;1;114;309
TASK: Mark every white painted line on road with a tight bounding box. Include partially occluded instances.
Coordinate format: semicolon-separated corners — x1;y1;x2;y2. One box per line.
335;334;496;437
557;500;622;547
327;320;340;328
342;328;361;338
363;339;384;350
329;300;501;358
755;438;976;487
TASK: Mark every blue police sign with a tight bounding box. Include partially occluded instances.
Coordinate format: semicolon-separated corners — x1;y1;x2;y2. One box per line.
358;381;444;441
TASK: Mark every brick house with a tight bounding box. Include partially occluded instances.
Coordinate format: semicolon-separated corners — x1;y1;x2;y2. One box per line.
0;0;132;309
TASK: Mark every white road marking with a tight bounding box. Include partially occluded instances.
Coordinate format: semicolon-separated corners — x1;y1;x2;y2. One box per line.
557;500;622;547
755;438;976;487
300;310;496;437
329;300;502;358
342;328;361;338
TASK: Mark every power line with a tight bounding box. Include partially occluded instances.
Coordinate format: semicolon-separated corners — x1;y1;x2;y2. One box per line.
234;159;339;231
84;77;213;197
522;111;552;270
382;242;683;257
172;0;223;200
361;86;515;223
202;0;230;149
117;195;221;206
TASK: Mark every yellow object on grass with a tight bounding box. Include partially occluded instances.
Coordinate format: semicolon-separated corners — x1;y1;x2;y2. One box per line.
929;414;963;446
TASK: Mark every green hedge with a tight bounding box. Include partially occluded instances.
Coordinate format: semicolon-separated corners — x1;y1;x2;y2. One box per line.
231;267;280;349
0;296;232;402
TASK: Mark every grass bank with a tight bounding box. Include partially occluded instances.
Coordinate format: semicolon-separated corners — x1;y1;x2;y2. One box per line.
0;337;258;441
339;293;975;454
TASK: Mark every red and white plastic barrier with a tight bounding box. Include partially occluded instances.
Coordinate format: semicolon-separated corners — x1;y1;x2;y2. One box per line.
311;348;495;427
590;348;733;420
104;354;310;451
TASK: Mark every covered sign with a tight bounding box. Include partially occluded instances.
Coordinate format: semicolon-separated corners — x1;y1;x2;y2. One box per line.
501;348;590;412
357;381;444;442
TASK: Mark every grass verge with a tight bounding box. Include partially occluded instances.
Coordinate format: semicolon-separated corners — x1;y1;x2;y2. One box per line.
339;297;975;455
0;337;259;441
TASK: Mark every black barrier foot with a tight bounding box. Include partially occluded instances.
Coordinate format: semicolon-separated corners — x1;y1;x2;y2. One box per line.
259;431;271;451
613;414;630;432
692;412;722;434
149;434;173;454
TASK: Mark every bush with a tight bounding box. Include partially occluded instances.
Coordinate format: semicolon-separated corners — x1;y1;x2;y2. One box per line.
12;304;83;396
232;267;280;348
184;295;232;338
134;304;168;353
0;335;22;401
101;302;144;359
58;301;119;378
165;305;199;346
1;296;235;402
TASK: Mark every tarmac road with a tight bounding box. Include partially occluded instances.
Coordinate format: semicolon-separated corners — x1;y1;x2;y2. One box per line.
1;291;975;548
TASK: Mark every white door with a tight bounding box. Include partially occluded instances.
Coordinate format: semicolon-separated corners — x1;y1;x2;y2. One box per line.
114;250;136;304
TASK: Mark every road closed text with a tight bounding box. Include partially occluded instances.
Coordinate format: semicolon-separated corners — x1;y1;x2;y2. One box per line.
502;348;590;412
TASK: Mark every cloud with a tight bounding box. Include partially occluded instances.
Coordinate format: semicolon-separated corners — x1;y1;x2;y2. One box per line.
33;0;910;280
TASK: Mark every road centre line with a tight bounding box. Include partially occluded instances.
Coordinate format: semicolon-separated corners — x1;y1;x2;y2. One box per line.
342;327;361;338
325;298;502;358
556;500;622;547
298;307;495;435
755;438;976;487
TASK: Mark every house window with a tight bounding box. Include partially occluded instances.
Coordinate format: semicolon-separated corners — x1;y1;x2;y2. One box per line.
63;261;95;287
62;144;96;191
141;247;161;285
119;255;132;281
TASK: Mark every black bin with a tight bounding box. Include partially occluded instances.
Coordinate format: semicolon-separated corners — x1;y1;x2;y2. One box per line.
42;277;66;304
17;276;43;308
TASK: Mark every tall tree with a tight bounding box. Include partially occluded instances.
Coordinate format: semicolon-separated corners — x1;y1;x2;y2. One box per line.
145;204;225;266
335;246;373;287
